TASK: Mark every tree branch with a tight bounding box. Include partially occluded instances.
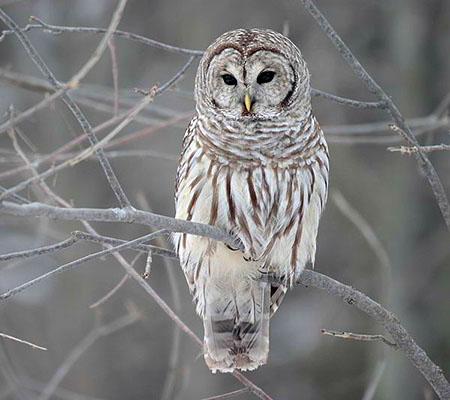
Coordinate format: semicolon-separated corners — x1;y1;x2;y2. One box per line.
0;201;242;248
388;143;450;154
311;88;386;110
0;3;133;208
321;329;397;350
0;199;448;399
0;332;47;351
299;0;450;234
0;16;205;56
298;270;450;400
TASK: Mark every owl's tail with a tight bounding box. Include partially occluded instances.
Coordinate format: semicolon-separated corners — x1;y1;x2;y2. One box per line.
203;279;271;373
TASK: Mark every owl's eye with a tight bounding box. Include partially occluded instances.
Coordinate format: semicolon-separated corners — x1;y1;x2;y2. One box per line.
257;70;275;84
222;74;237;86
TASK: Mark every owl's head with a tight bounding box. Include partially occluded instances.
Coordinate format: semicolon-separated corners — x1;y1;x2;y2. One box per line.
195;28;311;120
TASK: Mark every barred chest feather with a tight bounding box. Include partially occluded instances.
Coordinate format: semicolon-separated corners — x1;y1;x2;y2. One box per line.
174;114;329;302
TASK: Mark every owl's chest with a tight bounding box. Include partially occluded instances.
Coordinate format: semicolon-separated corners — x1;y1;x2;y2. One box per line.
177;148;310;250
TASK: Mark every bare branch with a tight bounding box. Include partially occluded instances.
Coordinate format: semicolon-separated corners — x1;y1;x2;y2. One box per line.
311;88;386;110
388;144;450;154
321;329;397;350
299;0;450;234
0;4;133;208
0;17;204;56
0;230;167;301
0;332;47;351
0;185;29;204
72;231;176;259
0;202;242;249
0;237;78;262
298;271;450;399
156;56;196;94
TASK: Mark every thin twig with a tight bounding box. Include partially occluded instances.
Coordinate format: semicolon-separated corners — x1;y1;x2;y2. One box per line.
0;185;29;204
332;191;390;273
156;56;196;94
200;388;250;400
108;37;120;117
69;86;157;165
37;307;140;400
0;88;66;136
143;251;152;279
89;252;142;309
62;0;127;88
7;117;66;205
321;329;397;350
0;230;167;301
0;237;78;262
72;231;176;259
0;332;47;351
361;361;386;400
311;88;385;110
388;143;450;154
106;110;193;148
22;378;107;400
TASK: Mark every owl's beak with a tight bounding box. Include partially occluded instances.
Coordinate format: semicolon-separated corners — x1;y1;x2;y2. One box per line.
244;93;252;112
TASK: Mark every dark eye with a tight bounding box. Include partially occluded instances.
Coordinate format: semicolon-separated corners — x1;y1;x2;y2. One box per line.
222;74;237;86
257;70;275;84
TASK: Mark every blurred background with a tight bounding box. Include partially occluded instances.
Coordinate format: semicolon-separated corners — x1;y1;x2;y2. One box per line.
0;0;449;399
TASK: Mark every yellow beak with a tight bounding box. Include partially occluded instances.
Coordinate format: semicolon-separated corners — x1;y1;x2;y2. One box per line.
244;93;252;112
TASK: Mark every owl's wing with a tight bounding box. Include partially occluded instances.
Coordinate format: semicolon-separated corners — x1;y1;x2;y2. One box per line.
174;116;198;205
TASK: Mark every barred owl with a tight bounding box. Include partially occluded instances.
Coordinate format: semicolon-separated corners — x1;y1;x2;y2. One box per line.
174;29;329;373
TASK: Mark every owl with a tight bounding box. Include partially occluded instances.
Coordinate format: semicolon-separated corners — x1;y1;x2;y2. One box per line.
174;29;329;373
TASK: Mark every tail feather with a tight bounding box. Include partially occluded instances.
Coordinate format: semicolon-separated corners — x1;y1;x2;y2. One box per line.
203;279;270;373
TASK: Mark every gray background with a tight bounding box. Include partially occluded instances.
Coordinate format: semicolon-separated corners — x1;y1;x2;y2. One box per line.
0;0;449;399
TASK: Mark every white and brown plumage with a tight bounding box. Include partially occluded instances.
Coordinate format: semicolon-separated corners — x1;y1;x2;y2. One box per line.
174;29;329;373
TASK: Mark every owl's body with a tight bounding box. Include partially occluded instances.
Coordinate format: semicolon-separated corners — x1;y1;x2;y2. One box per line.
174;29;329;372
